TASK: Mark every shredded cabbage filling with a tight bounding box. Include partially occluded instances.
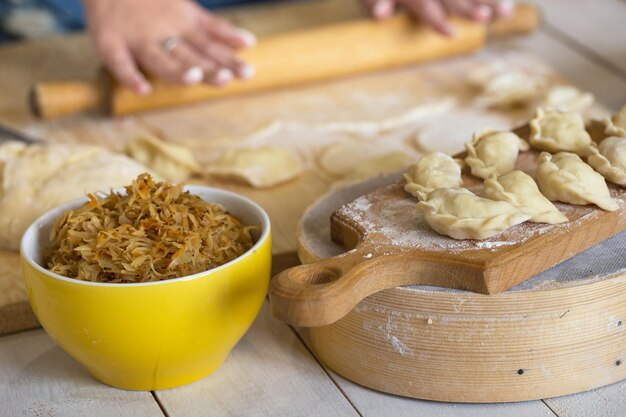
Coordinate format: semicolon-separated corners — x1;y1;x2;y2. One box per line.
44;174;256;283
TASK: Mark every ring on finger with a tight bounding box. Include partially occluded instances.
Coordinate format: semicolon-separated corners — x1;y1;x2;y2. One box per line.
161;36;180;54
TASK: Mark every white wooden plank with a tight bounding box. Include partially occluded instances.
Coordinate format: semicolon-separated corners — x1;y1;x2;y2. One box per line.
293;329;556;417
329;371;557;417
494;30;626;112
155;302;359;417
543;380;626;417
0;329;163;417
540;0;626;76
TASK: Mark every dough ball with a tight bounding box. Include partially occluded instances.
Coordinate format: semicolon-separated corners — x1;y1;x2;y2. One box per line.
207;147;303;188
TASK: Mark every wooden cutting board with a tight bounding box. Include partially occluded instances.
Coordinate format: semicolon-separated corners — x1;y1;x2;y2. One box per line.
293;172;626;402
270;130;626;327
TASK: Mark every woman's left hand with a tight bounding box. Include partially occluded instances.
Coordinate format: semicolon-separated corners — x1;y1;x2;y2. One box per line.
362;0;515;36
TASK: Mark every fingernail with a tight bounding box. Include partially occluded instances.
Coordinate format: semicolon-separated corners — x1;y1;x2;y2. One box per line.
442;24;456;37
234;28;257;47
239;64;255;80
214;68;234;85
183;66;204;84
373;0;393;18
498;0;515;16
137;82;152;96
475;5;493;20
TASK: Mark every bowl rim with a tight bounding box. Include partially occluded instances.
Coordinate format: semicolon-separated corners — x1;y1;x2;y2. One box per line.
20;184;271;288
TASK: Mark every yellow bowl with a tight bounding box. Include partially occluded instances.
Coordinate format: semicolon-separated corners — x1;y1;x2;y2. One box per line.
20;186;271;390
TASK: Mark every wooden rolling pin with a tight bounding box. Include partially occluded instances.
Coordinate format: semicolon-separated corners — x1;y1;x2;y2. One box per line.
31;4;539;119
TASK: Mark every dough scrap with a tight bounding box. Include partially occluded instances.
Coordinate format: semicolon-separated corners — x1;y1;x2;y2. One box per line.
529;108;592;156
341;152;411;183
586;136;626;187
536;152;618;211
483;170;568;224
465;130;529;179
0;142;154;251
414;109;512;155
417;188;530;240
604;104;626;138
207;146;303;188
318;140;410;178
540;86;594;113
404;152;463;201
476;71;545;108
125;135;200;182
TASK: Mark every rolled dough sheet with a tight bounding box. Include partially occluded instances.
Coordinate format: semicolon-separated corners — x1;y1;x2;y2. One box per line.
200;99;455;167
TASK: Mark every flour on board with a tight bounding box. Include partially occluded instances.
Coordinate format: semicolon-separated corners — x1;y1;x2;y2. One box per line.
334;180;623;253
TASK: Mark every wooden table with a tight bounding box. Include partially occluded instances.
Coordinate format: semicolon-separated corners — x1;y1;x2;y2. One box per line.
2;0;626;416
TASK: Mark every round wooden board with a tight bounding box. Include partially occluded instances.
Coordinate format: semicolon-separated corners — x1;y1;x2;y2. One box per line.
297;173;626;403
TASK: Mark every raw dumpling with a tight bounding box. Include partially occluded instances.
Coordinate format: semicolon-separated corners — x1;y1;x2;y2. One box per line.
540;86;594;113
483;170;568;224
126;135;199;182
529;108;592;156
536;152;619;211
0;142;155;251
404;152;463;201
604;104;626;138
416;188;531;240
586;136;626;187
206;146;302;188
341;152;411;183
465;130;529;179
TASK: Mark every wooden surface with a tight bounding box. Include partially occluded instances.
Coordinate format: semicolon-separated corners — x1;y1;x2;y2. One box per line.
154;302;360;417
271;147;626;327
0;330;164;416
3;48;606;334
297;171;626;402
0;0;625;415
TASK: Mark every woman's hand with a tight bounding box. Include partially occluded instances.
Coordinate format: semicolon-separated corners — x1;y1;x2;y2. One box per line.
83;0;256;95
363;0;515;36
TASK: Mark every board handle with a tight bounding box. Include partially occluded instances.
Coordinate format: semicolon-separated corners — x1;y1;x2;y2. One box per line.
269;250;486;327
